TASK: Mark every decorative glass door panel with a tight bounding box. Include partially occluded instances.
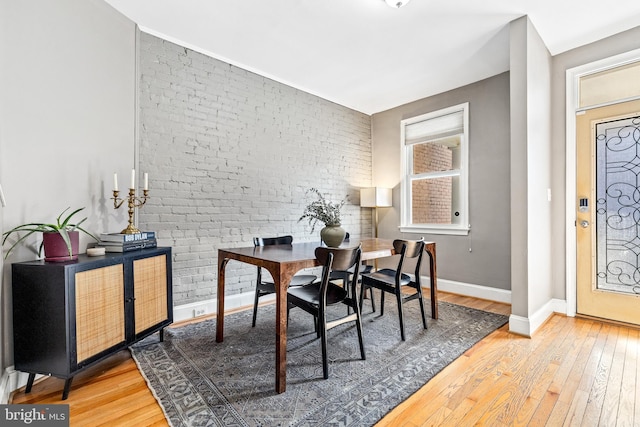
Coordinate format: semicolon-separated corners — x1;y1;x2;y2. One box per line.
595;116;640;296
576;100;640;326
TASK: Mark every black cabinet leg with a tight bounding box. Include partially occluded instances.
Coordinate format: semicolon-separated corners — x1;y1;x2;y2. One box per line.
61;377;73;400
159;328;164;342
25;373;36;393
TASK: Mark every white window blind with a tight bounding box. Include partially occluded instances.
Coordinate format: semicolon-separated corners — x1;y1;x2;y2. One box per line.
404;111;464;146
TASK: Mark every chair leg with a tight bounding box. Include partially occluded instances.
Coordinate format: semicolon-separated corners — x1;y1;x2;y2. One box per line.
417;286;428;330
369;287;376;312
252;288;261;327
396;289;406;341
380;291;385;316
355;306;366;361
344;275;352;315
320;318;329;379
360;282;377;313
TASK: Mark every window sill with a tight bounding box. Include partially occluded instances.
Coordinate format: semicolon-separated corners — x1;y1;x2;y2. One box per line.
399;225;470;236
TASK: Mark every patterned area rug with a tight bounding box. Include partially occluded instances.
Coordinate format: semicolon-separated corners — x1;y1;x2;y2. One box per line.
131;299;508;426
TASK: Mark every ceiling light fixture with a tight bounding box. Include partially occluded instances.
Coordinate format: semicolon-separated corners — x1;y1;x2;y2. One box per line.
384;0;411;8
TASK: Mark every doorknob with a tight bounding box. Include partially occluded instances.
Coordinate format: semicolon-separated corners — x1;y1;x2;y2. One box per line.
580;220;589;228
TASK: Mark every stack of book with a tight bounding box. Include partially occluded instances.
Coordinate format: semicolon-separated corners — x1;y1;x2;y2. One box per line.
96;231;157;252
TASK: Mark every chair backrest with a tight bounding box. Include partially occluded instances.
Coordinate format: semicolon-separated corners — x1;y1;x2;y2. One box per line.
254;235;293;247
392;238;425;282
315;245;362;302
254;235;294;282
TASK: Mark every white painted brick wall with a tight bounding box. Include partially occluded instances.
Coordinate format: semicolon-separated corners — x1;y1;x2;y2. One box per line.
138;33;373;306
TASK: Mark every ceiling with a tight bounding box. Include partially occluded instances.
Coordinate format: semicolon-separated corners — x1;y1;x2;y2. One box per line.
103;0;640;115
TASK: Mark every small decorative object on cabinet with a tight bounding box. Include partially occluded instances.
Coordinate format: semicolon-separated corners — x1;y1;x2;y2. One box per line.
11;247;172;400
111;169;150;234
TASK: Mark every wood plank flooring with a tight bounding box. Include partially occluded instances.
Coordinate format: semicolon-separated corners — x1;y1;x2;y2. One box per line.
11;292;639;426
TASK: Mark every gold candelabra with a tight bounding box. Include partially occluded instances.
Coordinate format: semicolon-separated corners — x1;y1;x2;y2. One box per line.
112;188;149;234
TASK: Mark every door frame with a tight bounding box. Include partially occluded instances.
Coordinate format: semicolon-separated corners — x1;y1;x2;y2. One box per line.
565;48;640;318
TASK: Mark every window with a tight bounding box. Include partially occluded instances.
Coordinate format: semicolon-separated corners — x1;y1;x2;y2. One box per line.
400;102;469;235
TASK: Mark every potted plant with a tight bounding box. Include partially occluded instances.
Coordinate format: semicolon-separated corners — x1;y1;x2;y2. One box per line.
299;188;348;247
2;207;98;262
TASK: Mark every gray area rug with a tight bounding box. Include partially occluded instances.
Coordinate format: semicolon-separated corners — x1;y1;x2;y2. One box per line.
131;298;508;426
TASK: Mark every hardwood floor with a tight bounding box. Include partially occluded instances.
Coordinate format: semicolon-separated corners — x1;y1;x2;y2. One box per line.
11;292;639;426
10;349;167;426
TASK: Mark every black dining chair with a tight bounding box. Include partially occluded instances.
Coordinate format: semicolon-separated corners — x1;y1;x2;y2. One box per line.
287;245;366;379
252;235;317;327
360;238;428;341
328;233;376;313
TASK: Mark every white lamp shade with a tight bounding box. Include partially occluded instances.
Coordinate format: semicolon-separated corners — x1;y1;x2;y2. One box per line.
360;187;392;208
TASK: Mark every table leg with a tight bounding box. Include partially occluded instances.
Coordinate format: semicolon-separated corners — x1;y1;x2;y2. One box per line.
426;244;438;319
216;257;230;343
264;265;297;394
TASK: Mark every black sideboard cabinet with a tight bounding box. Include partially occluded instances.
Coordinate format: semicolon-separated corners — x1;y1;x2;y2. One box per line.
11;247;172;399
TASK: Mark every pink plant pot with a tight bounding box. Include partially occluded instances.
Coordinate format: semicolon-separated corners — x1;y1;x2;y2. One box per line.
43;231;79;262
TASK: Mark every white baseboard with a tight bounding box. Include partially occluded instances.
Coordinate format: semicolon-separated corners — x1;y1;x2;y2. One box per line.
550;298;568;315
428;278;567;337
508;314;532;337
0;365;36;404
433;277;512;304
508;298;567;337
0;368;11;404
173;292;271;323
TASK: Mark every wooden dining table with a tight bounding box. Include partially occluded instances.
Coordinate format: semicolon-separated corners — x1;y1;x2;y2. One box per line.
216;238;437;393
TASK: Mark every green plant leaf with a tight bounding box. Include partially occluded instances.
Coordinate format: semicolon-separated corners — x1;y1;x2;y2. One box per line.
57;228;72;257
2;207;97;259
298;188;348;233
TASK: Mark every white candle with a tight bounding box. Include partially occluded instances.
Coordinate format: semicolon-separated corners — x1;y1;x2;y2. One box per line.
113;173;118;191
144;173;149;191
130;169;135;189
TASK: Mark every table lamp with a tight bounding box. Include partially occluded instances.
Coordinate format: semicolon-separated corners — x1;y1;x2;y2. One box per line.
360;187;392;238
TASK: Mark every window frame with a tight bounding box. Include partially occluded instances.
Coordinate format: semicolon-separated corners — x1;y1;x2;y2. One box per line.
399;102;470;236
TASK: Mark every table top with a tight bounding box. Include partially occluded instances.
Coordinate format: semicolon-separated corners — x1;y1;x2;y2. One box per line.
218;238;397;263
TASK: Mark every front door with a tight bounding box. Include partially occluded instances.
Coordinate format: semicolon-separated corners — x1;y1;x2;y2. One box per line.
576;99;640;326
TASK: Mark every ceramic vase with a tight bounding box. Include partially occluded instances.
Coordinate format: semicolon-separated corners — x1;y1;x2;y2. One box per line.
320;225;346;247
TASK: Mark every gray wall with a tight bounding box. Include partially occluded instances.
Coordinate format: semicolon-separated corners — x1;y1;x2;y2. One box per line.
137;33;373;306
1;0;136;368
371;72;511;289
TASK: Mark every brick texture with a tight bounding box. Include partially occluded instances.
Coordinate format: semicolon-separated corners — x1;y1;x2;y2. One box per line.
137;33;372;306
412;142;454;223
